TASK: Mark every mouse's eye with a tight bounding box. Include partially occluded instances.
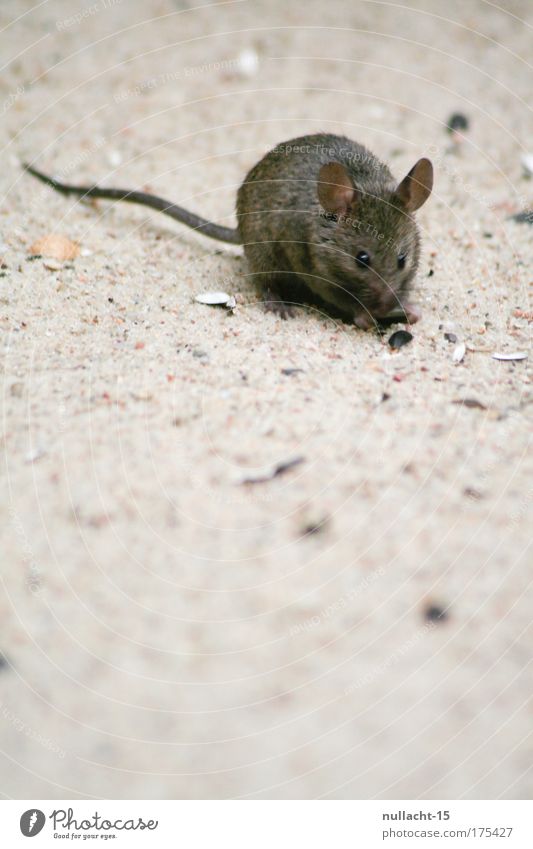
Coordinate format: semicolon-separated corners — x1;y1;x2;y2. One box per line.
397;253;407;270
356;251;371;269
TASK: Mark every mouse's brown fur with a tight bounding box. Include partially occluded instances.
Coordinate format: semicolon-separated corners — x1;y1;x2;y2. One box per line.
24;133;433;328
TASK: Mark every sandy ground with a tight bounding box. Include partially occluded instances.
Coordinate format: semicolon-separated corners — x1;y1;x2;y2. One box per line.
0;0;532;800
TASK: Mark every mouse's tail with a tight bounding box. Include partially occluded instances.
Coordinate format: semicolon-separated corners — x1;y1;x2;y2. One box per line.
23;164;241;245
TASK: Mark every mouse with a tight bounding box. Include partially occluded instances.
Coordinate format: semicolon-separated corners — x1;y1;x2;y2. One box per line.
24;132;433;329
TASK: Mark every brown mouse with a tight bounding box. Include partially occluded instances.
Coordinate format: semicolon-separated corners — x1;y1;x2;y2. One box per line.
24;133;433;328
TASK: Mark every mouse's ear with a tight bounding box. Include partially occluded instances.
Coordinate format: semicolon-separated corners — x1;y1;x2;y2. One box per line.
317;162;356;216
394;158;433;212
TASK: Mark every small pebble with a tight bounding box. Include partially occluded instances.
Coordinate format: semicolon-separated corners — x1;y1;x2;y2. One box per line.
452;342;466;363
301;516;329;536
10;382;24;397
388;330;413;349
25;447;46;463
107;150;122;167
241;456;304;485
425;604;449;623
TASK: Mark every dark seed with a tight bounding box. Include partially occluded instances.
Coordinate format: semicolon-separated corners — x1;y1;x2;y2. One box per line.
425;604;448;623
446;112;469;133
281;368;304;376
388;330;413;349
427;269;434;277
444;332;457;343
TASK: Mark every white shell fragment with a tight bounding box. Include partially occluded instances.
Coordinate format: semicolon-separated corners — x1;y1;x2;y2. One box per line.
195;291;232;306
452;342;466;363
107;150;123;167
492;351;528;361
